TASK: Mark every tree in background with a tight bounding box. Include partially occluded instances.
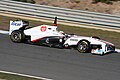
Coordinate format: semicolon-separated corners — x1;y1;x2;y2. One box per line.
93;0;120;4
12;0;35;4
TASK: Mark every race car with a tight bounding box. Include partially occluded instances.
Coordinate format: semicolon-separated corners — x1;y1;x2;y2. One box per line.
9;17;115;55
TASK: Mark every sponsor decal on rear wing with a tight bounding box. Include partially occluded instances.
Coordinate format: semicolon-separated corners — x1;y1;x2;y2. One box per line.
9;20;23;35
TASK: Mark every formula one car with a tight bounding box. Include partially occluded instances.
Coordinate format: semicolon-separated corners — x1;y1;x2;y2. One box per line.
9;17;115;55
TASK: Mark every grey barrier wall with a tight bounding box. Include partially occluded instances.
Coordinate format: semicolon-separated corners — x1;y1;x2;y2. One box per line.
0;0;120;29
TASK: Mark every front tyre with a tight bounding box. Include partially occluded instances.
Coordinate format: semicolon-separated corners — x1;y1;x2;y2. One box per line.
77;40;91;53
10;30;25;43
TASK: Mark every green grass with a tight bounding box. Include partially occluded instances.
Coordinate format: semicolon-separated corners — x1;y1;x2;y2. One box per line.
0;72;40;80
0;15;120;49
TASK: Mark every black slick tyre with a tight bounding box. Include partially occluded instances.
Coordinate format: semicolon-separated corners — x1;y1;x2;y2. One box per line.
77;40;91;53
10;30;25;43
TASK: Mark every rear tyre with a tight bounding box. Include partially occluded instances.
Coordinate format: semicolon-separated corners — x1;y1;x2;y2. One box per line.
77;40;91;53
10;30;25;43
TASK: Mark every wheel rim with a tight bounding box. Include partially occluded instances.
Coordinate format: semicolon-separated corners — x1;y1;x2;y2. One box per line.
11;32;21;42
14;34;19;40
78;41;89;53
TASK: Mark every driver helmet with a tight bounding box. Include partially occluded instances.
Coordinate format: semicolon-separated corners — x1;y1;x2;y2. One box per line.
59;31;64;35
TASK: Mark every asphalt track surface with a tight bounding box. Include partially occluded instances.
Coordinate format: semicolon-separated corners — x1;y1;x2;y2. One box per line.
0;34;120;80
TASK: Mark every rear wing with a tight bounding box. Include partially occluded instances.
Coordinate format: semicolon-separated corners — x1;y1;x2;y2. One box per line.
9;20;29;35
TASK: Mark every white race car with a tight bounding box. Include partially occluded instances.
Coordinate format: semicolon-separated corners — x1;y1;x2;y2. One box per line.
9;17;115;55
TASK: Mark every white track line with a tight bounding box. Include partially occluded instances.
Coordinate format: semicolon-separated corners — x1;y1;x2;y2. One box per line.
116;49;120;53
0;70;52;80
0;30;9;34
